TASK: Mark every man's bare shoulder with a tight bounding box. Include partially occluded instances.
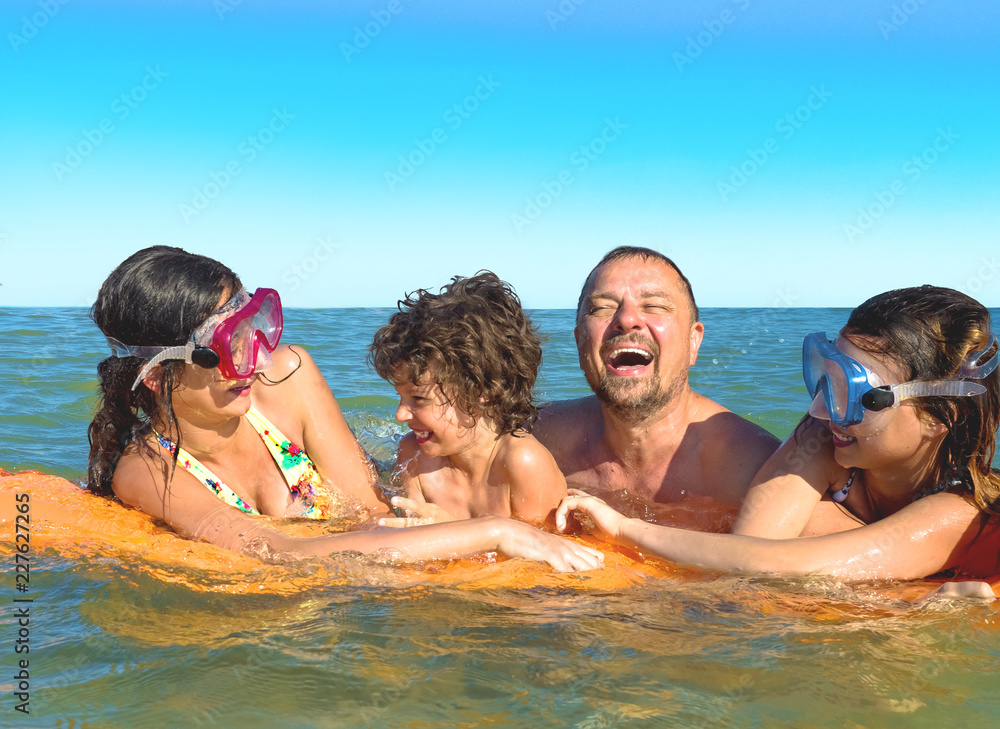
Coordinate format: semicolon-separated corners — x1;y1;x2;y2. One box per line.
538;396;602;427
710;410;779;450
689;391;779;449
536;397;603;443
686;392;781;503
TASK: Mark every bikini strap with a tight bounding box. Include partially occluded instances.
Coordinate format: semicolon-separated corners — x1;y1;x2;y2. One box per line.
153;430;260;515
243;407;336;518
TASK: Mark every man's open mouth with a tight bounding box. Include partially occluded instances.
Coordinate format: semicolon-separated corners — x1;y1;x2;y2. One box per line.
606;346;654;372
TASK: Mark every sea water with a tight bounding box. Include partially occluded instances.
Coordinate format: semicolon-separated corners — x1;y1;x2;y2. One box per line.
1;307;999;728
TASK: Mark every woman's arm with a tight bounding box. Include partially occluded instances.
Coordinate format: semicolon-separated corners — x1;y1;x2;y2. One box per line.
731;417;845;538
557;490;987;580
113;450;603;572
256;346;384;512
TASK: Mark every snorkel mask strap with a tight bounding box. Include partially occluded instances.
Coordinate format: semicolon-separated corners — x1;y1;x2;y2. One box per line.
107;337;202;391
956;334;999;379
106;336;171;359
892;379;987;403
864;379;989;412
861;333;998;413
130;343;197;391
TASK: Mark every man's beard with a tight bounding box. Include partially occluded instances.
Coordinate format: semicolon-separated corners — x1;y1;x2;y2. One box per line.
593;366;682;424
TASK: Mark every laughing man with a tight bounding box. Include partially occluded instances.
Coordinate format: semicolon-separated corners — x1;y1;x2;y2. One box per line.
536;247;779;508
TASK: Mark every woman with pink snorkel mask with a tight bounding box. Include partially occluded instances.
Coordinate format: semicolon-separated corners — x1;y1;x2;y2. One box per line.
87;246;603;572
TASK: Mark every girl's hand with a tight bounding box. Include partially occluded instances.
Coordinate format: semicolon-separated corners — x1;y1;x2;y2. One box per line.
555;491;629;543
377;497;456;528
496;521;605;573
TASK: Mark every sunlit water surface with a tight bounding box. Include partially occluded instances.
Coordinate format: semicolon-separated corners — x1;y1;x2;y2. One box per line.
1;307;999;728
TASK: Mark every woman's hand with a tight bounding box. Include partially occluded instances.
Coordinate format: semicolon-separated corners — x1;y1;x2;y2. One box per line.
496;520;604;573
377;497;457;528
555;491;629;543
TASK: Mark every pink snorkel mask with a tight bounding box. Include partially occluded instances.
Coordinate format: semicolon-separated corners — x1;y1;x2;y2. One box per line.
107;288;283;390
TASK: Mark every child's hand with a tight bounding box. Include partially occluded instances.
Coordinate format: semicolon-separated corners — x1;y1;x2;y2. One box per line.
555;491;629;543
377;497;457;528
497;521;605;573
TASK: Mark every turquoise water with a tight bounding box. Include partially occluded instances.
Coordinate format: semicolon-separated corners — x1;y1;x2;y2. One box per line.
0;306;840;478
2;307;999;728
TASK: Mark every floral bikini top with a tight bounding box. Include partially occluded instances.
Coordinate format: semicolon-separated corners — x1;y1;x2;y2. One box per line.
155;407;337;519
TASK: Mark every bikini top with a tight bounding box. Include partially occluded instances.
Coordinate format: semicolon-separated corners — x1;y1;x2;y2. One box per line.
154;407;337;519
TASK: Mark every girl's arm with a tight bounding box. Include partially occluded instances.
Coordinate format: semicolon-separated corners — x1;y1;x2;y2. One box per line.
556;490;987;581
731;417;844;538
112;451;603;572
502;435;568;526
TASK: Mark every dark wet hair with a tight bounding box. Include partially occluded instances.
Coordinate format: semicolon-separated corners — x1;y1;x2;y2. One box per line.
369;271;542;435
87;246;241;497
576;245;699;323
845;285;1000;512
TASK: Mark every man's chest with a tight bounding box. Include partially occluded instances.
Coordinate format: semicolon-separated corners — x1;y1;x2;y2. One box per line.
565;452;703;504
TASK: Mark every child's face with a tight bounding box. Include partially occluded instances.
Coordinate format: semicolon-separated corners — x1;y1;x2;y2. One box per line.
394;376;480;458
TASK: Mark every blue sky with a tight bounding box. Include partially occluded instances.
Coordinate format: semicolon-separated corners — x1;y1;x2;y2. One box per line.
1;0;998;308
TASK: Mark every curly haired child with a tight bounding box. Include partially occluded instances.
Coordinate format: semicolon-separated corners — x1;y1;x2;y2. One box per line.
369;271;566;527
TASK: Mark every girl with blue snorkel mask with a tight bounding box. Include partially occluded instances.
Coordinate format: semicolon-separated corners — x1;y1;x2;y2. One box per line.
557;286;1000;584
87;247;603;572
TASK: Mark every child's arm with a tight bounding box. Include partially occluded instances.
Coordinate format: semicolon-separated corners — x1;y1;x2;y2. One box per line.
501;435;568;527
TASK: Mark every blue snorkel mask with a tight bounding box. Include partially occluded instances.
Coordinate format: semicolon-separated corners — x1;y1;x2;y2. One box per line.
802;332;999;427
